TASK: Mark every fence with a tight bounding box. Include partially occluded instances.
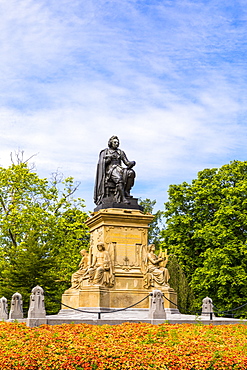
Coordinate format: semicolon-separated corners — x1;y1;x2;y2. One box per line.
1;286;247;325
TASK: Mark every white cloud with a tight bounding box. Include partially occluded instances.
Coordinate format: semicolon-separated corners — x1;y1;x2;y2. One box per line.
0;0;246;211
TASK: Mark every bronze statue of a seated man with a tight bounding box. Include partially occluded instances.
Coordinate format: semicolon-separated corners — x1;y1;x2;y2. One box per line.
94;136;136;205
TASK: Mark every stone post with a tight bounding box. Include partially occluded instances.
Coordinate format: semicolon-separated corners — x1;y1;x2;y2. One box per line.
149;289;166;320
9;292;23;320
27;286;47;327
0;297;8;320
201;296;215;319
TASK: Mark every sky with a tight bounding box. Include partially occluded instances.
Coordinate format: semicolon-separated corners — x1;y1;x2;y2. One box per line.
0;0;247;213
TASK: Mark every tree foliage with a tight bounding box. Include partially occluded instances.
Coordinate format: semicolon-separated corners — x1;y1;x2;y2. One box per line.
161;161;247;314
139;198;164;247
166;255;195;313
139;198;193;312
0;161;89;314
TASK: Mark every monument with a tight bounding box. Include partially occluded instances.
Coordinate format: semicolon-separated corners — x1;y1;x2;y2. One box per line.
62;136;177;312
94;135;141;211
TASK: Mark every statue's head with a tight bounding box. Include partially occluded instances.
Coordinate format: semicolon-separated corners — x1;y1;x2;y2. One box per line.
80;249;88;256
147;244;155;252
97;242;105;251
108;136;119;149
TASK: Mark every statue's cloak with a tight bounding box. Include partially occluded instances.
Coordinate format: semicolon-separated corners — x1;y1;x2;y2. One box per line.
94;148;107;205
94;147;132;205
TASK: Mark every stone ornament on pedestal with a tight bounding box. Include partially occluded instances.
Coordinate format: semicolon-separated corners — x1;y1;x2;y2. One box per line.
28;285;46;318
201;296;215;317
9;292;23;320
149;290;166;320
27;285;47;327
0;297;8;320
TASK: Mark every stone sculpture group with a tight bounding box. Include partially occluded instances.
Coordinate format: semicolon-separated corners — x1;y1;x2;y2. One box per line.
69;242;170;291
68;136;171;295
62;136;176;312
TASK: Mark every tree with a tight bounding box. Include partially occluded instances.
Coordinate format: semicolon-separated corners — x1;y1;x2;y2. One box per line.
166;255;195;313
161;161;247;314
139;198;193;312
0;161;89;314
139;198;164;247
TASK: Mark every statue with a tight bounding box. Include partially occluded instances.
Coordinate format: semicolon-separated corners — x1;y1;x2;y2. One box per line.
141;244;170;289
70;249;89;289
94;136;136;206
88;243;114;287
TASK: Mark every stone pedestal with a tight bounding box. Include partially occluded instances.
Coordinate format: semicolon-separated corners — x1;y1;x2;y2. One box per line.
62;286;110;310
61;208;178;312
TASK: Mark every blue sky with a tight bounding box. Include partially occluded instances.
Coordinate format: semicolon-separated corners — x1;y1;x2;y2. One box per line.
0;0;247;212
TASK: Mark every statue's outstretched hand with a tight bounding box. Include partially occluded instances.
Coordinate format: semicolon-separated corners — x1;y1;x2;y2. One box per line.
128;161;136;169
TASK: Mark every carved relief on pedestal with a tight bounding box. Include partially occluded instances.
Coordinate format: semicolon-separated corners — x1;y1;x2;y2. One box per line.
107;242;116;273
119;256;132;271
141;244;170;289
89;234;94;266
138;228;148;246
90;233;94;245
135;243;142;266
69;249;89;290
109;226;144;270
105;226;115;244
96;228;103;243
68;243;115;290
89;228;104;266
88;242;114;287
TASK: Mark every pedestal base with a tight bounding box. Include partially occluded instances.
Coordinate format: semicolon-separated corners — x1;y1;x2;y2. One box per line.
62;208;179;314
62;286;177;311
62;286;110;310
94;197;143;212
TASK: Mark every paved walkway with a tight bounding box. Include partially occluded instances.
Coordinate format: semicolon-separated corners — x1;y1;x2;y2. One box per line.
45;308;246;326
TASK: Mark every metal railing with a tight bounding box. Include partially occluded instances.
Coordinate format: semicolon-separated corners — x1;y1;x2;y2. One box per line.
59;293;151;320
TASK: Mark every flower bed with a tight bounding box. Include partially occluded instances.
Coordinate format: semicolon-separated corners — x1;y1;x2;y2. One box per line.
0;322;247;369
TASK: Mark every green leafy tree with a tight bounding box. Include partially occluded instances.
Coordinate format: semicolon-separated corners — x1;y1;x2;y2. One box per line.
139;198;193;312
161;161;247;314
139;198;164;247
166;255;195;313
0;160;89;314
